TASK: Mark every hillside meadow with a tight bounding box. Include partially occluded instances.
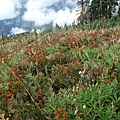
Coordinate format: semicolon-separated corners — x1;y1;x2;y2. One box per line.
0;20;120;119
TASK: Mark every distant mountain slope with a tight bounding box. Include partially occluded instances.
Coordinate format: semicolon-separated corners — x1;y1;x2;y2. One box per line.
0;0;77;36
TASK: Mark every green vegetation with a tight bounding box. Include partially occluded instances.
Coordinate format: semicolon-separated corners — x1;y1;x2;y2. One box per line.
0;17;120;120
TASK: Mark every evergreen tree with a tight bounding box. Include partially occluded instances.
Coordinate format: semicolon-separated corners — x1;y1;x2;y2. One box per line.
88;0;100;21
106;0;118;18
55;23;61;31
78;0;117;22
77;0;90;24
2;33;7;41
118;7;120;16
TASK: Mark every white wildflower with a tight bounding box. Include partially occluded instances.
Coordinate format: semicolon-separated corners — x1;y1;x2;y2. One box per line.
74;107;78;115
83;105;86;109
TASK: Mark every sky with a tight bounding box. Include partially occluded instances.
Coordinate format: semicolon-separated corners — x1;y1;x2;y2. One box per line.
0;0;78;34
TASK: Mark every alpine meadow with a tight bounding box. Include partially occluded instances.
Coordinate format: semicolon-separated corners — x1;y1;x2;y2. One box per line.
0;0;120;119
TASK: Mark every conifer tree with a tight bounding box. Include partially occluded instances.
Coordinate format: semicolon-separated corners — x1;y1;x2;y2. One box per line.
88;0;111;20
118;7;120;16
77;0;118;23
77;0;90;24
2;33;7;41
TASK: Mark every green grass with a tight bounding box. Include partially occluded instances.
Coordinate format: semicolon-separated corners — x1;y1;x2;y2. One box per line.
0;18;120;120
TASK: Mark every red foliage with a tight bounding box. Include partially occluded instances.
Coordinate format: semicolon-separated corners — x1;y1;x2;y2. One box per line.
63;67;69;73
54;109;68;120
8;82;14;89
35;90;43;104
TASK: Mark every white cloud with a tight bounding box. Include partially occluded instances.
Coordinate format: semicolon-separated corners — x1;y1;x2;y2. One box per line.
66;0;77;7
22;8;57;26
10;27;26;34
0;0;21;20
23;0;78;27
25;0;60;10
53;7;77;27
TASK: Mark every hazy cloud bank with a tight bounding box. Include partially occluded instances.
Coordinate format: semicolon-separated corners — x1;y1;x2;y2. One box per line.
22;0;78;27
0;0;21;20
10;27;26;34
